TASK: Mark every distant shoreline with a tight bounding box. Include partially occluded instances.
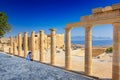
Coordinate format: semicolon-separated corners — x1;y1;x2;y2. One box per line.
71;39;112;48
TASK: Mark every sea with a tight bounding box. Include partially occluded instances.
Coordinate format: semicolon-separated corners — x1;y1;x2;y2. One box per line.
71;39;113;47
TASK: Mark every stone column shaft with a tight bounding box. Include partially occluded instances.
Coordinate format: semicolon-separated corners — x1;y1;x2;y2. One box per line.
10;36;13;53
85;26;92;75
50;29;56;65
13;42;17;55
18;33;22;56
36;37;39;50
40;30;45;62
15;36;18;46
24;32;28;58
65;28;71;70
9;47;12;54
31;31;35;60
10;36;13;47
112;22;120;80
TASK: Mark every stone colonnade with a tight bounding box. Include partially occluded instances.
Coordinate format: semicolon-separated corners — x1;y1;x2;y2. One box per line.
65;26;92;75
8;29;57;65
7;23;120;80
65;22;120;80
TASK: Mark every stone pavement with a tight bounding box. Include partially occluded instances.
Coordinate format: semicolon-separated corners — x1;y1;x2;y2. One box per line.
0;52;95;80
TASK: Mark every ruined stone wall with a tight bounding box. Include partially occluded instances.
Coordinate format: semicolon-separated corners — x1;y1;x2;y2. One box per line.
0;33;65;51
44;34;64;49
27;34;64;50
56;34;64;48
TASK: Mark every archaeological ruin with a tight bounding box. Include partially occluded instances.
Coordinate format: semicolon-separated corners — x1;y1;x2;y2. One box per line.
0;3;120;80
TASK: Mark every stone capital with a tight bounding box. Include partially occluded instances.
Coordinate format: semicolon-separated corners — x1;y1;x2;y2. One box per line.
32;31;35;33
64;28;71;31
40;30;44;32
24;32;28;34
49;28;56;31
18;32;22;35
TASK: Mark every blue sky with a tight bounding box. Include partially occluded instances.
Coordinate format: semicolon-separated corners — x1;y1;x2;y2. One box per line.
0;0;119;38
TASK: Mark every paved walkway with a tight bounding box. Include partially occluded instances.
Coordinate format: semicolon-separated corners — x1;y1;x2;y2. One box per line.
0;52;95;80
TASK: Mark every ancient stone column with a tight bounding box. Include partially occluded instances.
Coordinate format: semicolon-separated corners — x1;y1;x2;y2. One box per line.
40;30;45;62
10;36;13;47
112;22;120;80
18;33;22;56
9;47;12;54
35;36;39;50
50;29;56;65
24;32;28;58
31;31;35;60
10;36;13;53
2;44;5;52
85;26;92;75
15;36;18;46
65;28;71;70
13;42;17;55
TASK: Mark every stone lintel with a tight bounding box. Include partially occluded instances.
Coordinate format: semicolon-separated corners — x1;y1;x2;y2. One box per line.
81;9;120;22
92;6;113;14
92;3;120;14
112;3;120;10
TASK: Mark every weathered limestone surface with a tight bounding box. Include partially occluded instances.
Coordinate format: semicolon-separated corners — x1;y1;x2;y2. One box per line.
13;42;17;55
27;34;64;50
50;29;56;65
24;32;28;57
9;47;12;54
65;28;71;70
33;34;39;50
85;26;92;75
18;33;22;57
56;34;64;48
10;36;13;47
112;22;120;80
31;31;35;60
10;36;13;53
65;3;120;80
40;30;45;62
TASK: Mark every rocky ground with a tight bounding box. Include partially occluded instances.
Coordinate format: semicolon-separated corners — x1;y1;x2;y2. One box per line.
0;52;94;80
